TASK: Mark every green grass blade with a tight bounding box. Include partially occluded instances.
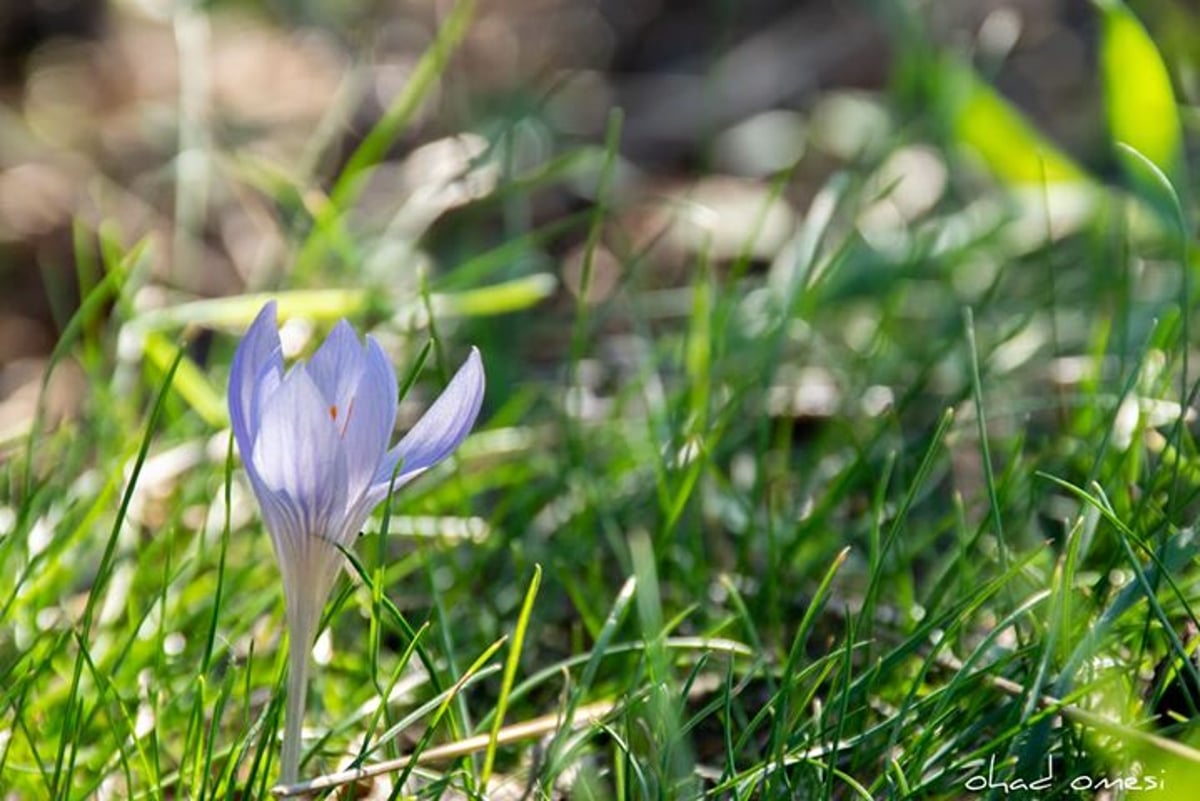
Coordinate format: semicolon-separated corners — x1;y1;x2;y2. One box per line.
480;563;542;787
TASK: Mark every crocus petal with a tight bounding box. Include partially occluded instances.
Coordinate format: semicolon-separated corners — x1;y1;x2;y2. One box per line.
338;337;399;514
227;299;487;789
252;357;284;432
307;319;366;414
251;365;350;543
367;347;484;502
229;301;283;458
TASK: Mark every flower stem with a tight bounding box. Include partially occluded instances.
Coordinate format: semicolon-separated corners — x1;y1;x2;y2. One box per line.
280;625;311;784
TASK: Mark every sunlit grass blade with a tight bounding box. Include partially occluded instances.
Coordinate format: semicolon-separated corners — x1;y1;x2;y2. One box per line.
142;330;227;428
390;635;506;794
480;563;541;787
541;576;637;783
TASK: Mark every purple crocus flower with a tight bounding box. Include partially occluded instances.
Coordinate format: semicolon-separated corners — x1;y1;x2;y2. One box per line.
228;300;484;783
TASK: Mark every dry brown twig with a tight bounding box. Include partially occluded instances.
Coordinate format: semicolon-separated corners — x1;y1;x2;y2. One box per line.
270;699;615;798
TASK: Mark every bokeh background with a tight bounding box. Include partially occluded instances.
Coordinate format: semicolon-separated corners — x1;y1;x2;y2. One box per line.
2;0;1194;433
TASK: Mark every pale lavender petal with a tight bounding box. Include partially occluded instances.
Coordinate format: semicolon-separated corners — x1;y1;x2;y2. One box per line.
252;357;283;430
271;513;345;638
229;301;283;459
307;320;366;413
232;354;285;491
338;337;399;506
367;348;484;502
335;494;384;547
246;467;304;552
251;365;349;543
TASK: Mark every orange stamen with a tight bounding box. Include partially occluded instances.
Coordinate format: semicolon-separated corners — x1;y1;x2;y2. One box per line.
330;405;339;420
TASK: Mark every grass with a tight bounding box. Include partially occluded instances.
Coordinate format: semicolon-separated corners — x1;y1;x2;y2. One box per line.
3;0;1200;798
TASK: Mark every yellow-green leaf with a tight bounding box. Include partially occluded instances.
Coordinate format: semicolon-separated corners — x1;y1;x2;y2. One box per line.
938;56;1087;186
1097;0;1184;187
433;273;558;317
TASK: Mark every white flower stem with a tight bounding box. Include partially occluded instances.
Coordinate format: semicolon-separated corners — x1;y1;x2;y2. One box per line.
280;623;312;784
